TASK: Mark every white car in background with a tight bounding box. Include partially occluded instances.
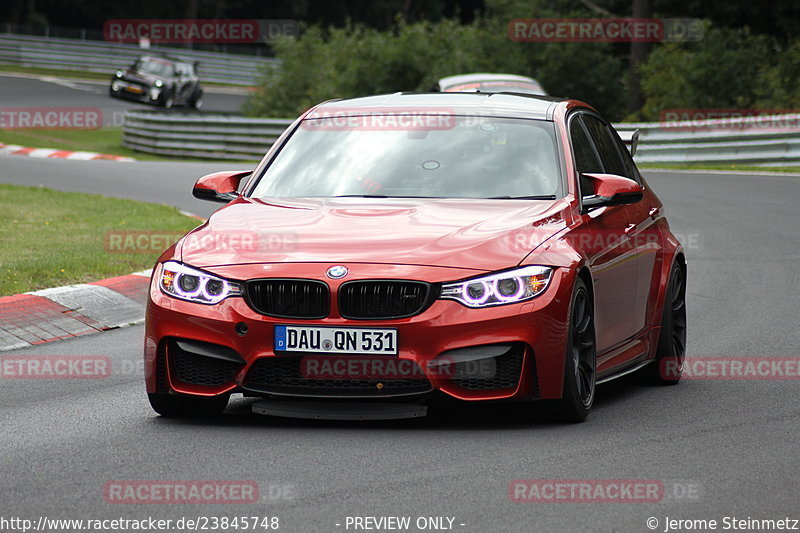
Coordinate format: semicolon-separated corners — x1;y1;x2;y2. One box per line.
437;73;547;95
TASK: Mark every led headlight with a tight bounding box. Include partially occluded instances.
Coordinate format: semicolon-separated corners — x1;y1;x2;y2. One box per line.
159;261;242;304
115;70;123;78
440;266;553;308
154;79;163;87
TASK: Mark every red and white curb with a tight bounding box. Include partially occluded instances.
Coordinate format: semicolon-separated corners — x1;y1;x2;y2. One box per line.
0;270;152;351
0;142;135;162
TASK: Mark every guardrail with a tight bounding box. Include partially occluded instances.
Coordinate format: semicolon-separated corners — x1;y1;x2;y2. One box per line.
615;116;800;166
122;109;800;164
122;110;292;160
0;33;276;86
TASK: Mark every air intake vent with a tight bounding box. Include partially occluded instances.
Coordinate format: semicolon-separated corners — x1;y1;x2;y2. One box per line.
452;343;528;392
244;357;432;397
169;339;242;387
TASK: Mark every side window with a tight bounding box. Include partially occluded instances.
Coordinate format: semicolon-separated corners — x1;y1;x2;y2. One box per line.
569;115;603;197
582;115;628;178
609;127;640;182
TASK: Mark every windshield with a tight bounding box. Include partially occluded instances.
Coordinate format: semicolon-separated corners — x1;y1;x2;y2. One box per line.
250;116;562;199
135;59;174;77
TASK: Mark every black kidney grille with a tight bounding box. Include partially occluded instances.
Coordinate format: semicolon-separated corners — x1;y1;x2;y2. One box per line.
169;340;241;387
452;343;529;392
246;279;329;319
244;357;432;397
339;281;432;319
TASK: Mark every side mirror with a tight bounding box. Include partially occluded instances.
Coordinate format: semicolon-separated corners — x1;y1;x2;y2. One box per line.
581;173;643;210
192;170;252;203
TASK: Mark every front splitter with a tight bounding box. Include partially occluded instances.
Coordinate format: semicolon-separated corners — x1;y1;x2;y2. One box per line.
252;400;428;420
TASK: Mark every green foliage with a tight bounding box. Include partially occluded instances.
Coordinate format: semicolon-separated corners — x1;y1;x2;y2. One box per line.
244;20;525;118
756;40;800;109
638;27;800;120
245;4;800;122
245;14;628;120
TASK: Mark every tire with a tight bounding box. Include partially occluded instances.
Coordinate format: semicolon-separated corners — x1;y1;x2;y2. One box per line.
148;392;229;417
162;91;174;109
551;276;596;423
644;262;687;385
190;88;204;110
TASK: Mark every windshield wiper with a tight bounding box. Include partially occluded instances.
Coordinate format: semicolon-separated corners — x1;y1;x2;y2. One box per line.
333;194;389;198
487;195;558;200
332;195;444;199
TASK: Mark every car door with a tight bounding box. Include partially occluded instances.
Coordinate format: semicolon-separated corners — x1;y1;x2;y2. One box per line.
174;64;191;103
606;120;664;335
185;63;200;97
569;113;640;353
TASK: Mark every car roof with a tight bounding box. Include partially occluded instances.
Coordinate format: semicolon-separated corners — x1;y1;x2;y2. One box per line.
311;92;567;121
139;55;176;64
438;73;540;87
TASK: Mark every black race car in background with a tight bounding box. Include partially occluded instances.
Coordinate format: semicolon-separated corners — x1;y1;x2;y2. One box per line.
110;55;204;109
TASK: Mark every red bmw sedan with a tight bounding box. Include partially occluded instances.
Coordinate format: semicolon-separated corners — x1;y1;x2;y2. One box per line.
144;92;686;422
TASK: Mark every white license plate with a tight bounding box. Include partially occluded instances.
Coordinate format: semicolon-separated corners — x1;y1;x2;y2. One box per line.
274;325;397;355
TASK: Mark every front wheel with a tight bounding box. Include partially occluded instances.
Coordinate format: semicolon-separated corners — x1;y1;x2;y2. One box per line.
148;392;229;417
551;277;596;423
161;91;174;109
190;88;204;110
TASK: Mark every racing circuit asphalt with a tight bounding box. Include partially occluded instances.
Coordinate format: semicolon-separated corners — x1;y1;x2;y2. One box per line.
1;99;799;530
1;157;798;532
0;73;248;127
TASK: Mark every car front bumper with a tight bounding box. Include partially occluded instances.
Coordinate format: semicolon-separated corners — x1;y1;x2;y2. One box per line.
109;80;161;104
144;263;576;402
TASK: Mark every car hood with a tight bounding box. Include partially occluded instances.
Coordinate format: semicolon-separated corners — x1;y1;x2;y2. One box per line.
178;197;570;271
122;69;161;85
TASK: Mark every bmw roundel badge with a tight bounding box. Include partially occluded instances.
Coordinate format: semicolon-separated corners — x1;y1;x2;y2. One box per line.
326;265;348;279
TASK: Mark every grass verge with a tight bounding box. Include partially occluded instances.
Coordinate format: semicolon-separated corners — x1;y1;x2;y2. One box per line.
0;127;153;159
0;64;111;81
639;163;800;174
0;184;202;295
0;127;257;163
